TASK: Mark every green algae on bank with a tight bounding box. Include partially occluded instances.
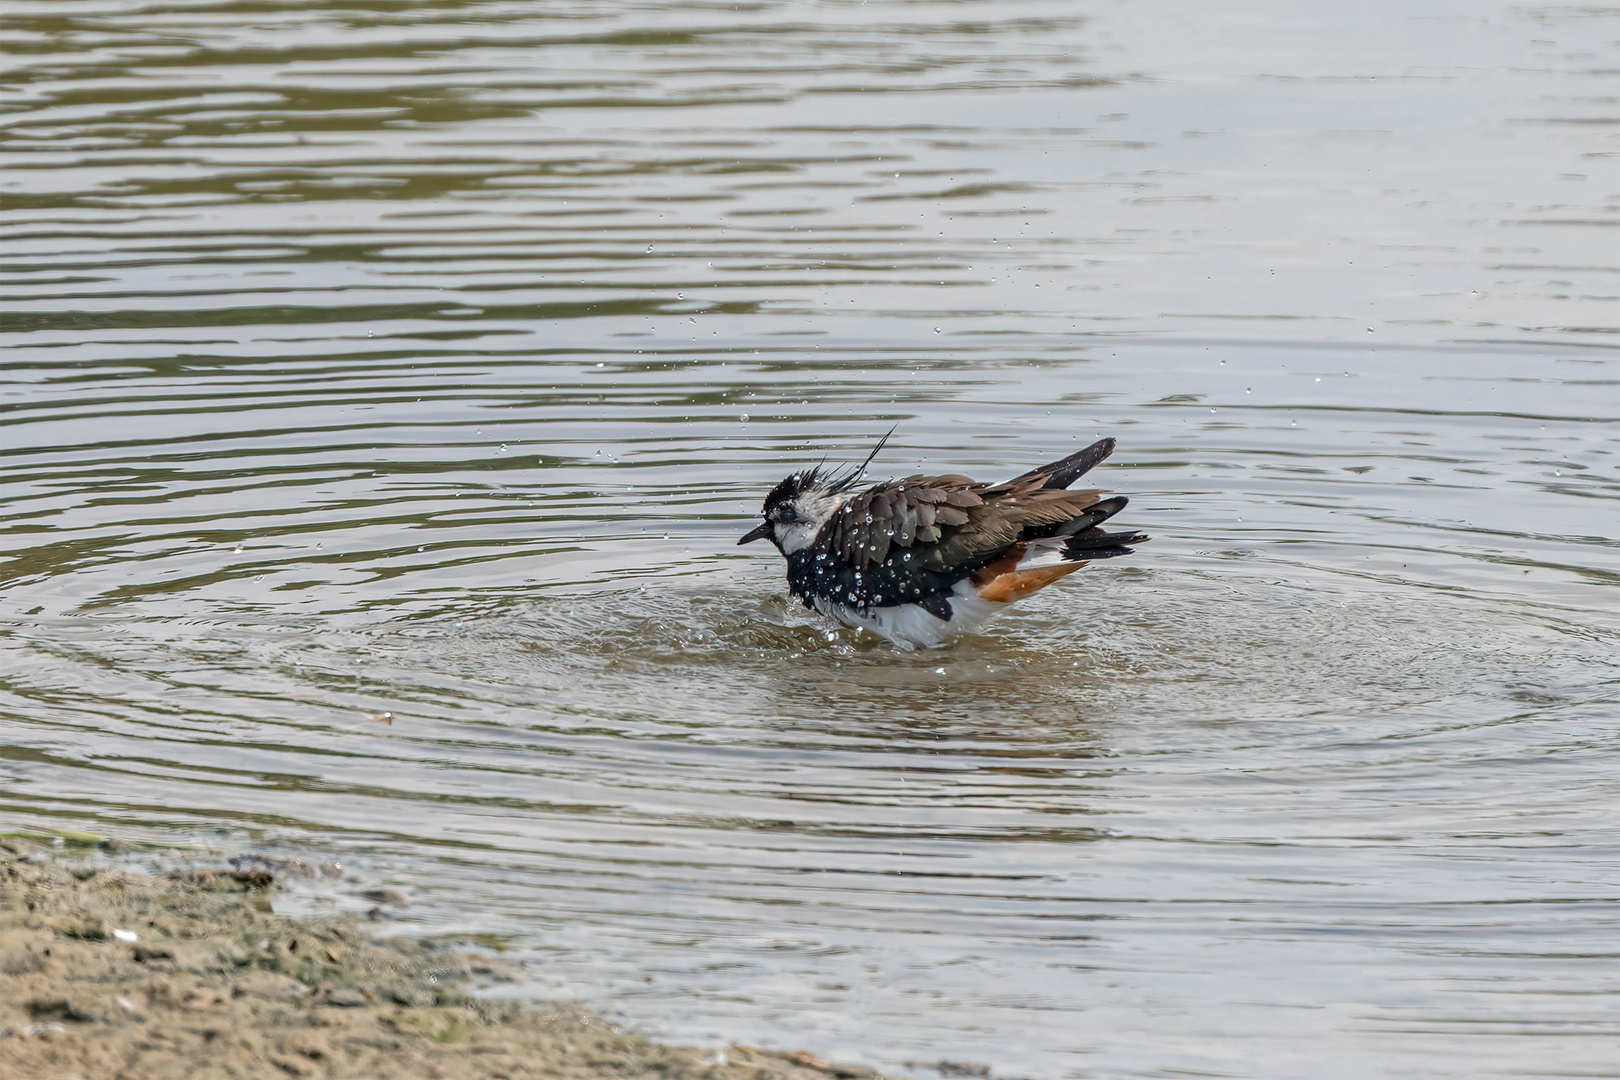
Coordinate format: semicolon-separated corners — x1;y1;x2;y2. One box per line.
0;842;880;1080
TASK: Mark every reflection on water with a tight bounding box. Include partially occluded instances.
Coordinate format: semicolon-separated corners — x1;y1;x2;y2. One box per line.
2;2;1616;1078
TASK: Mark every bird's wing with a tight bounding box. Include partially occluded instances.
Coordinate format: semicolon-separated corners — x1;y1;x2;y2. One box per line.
997;437;1116;491
823;473;1121;571
821;475;980;568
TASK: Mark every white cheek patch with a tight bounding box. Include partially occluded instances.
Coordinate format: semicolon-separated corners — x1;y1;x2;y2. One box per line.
774;520;821;553
773;491;844;554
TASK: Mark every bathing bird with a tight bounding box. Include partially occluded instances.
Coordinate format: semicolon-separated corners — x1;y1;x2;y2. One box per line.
738;434;1147;649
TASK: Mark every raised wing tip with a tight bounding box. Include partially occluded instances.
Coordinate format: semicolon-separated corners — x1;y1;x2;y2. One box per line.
1035;437;1119;489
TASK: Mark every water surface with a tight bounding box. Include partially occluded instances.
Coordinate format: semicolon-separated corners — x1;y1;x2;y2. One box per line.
2;3;1617;1078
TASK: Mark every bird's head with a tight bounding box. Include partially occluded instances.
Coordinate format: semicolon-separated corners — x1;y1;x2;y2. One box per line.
737;428;895;554
737;470;839;554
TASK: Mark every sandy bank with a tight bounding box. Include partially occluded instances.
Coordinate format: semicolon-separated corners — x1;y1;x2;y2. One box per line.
0;837;879;1080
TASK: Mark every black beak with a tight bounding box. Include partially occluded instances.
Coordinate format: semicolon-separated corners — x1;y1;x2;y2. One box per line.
738;521;771;545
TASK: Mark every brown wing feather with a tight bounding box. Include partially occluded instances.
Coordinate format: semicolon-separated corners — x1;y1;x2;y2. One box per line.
823;470;1115;572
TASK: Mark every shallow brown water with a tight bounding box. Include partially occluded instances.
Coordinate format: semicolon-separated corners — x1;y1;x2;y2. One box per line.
3;3;1617;1078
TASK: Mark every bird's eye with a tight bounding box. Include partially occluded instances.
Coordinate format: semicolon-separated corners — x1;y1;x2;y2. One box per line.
771;506;798;524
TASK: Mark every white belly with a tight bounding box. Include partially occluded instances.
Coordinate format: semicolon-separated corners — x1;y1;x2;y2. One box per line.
811;579;1008;650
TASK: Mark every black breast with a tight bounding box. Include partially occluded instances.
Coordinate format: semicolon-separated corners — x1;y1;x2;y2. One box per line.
784;546;973;621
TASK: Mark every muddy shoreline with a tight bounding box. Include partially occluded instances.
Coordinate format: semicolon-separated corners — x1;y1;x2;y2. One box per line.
0;835;881;1080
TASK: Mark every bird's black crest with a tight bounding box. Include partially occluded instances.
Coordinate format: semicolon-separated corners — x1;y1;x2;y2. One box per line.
762;471;817;515
822;425;896;495
764;426;897;512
